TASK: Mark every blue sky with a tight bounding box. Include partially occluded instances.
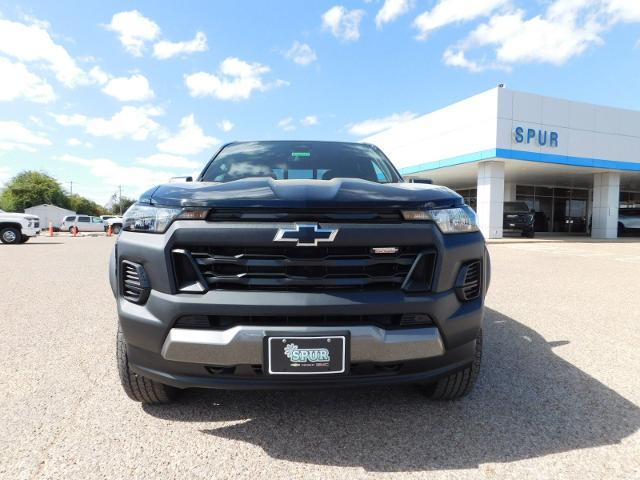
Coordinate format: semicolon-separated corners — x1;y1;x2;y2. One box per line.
0;0;639;204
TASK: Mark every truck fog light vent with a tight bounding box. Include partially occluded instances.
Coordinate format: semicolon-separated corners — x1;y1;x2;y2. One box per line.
399;314;433;326
455;260;481;301
175;315;210;328
121;260;150;305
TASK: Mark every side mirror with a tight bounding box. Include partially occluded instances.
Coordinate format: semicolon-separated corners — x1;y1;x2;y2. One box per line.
169;176;193;183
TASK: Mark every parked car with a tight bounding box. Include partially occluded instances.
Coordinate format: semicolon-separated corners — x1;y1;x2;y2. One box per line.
60;215;105;232
0;209;40;244
503;201;535;238
104;216;123;234
618;209;640;235
110;140;490;404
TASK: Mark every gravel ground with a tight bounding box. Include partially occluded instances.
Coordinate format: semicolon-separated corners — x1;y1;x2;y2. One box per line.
1;235;638;479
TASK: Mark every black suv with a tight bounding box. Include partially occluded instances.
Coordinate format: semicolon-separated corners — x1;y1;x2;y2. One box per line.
503;201;535;238
110;141;490;404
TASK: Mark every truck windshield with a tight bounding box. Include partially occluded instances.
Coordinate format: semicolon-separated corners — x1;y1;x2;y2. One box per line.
200;141;400;183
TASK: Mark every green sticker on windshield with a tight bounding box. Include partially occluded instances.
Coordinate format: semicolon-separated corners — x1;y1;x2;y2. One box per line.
291;152;311;157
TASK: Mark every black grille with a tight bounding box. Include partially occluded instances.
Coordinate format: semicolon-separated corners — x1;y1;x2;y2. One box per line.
120;260;150;304
174;313;434;330
456;260;481;301
207;208;403;223
178;245;429;291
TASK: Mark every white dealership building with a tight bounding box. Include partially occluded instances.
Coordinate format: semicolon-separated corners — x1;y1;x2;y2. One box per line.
365;86;640;238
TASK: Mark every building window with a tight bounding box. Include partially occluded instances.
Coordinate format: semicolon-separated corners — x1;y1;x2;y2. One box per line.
455;188;477;211
516;184;588;234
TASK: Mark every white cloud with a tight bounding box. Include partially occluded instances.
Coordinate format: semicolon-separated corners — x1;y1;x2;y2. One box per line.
438;0;640;72
413;0;508;40
0;57;56;103
376;0;413;28
102;74;154;101
300;115;319;126
157;114;219;155
285;41;317;66
136;153;201;169
277;117;296;132
348;111;417;136
105;10;160;56
218;120;234;132
88;65;110;85
322;6;366;42
67;138;93;148
0;121;52;152
0;17;91;87
56;153;178;192
52;105;163;141
153;31;208;59
184;57;286;101
0;165;12;186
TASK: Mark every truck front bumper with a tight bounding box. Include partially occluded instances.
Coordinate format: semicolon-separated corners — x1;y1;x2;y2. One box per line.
112;224;488;390
23;227;40;237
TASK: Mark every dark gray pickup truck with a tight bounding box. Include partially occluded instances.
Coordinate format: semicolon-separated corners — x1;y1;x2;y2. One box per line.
110;141;489;404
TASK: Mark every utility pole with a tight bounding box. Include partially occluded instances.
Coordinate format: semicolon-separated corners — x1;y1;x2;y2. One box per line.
118;185;122;215
69;181;73;196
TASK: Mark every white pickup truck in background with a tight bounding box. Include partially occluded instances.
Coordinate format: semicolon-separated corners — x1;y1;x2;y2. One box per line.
104;216;123;234
0;209;40;244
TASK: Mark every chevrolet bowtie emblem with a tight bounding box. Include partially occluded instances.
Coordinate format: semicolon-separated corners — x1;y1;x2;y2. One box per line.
273;224;338;247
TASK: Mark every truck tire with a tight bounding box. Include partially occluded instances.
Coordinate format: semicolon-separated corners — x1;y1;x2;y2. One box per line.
117;325;179;404
20;235;30;243
0;227;21;244
423;329;482;400
112;224;122;234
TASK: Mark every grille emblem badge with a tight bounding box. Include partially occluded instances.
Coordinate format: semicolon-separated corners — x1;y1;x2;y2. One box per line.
273;224;338;247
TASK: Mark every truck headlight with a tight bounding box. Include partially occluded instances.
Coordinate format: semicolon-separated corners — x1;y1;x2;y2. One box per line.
401;206;479;234
123;203;208;233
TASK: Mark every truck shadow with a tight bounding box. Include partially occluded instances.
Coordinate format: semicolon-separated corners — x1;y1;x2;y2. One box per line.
143;308;640;472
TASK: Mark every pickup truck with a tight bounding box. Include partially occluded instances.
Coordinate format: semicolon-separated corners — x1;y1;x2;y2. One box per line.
0;209;40;244
104;216;123;234
110;141;490;404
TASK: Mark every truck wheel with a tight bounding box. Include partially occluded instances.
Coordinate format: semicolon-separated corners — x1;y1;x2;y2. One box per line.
423;329;482;400
112;224;122;234
116;325;179;404
618;223;625;236
523;228;535;238
20;235;30;243
0;227;21;244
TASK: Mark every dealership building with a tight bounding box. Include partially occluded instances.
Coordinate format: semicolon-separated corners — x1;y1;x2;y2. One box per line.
365;87;640;238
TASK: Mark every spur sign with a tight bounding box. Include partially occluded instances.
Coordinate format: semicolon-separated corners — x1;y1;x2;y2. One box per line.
514;126;559;148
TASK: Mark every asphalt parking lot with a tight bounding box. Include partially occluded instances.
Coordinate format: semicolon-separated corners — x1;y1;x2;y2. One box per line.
1;236;639;479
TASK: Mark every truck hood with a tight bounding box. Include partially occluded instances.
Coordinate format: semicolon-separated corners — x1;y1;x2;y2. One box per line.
146;178;463;210
1;212;38;220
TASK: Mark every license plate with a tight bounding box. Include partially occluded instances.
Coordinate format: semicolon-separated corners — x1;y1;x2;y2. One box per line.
265;334;348;375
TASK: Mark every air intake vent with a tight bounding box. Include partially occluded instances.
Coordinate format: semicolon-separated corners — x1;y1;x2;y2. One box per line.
121;260;150;304
455;260;481;301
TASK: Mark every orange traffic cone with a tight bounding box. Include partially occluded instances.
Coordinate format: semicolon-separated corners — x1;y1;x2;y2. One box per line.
107;225;112;237
73;225;78;237
48;222;53;237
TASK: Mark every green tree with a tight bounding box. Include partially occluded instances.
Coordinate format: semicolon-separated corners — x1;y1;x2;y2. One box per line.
0;171;68;212
67;194;107;216
107;193;136;215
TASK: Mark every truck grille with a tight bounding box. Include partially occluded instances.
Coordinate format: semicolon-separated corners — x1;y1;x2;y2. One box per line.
173;245;436;292
175;313;434;330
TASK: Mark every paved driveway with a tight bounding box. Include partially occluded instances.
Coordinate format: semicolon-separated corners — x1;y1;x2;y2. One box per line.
1;236;638;479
